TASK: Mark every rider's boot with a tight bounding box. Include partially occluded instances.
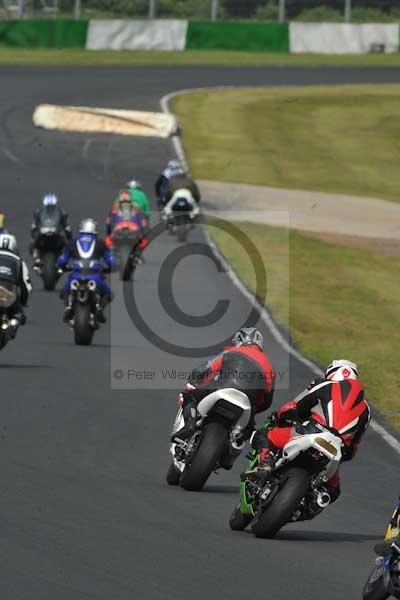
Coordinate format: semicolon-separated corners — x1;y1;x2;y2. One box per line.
171;403;197;442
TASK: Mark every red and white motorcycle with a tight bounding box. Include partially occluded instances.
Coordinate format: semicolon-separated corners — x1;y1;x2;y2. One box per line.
166;387;252;491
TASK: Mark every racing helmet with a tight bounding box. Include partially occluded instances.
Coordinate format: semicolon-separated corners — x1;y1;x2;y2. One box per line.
118;189;132;205
126;179;142;190
43;194;58;207
78;219;98;235
167;160;181;171
232;327;264;351
325;359;358;381
0;233;17;252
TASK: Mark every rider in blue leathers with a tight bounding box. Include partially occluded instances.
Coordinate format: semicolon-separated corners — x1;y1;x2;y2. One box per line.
57;219;116;323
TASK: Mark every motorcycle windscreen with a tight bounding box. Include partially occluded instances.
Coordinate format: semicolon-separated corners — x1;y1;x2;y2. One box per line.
38;206;63;232
0;279;17;308
172;197;191;212
0;255;19;285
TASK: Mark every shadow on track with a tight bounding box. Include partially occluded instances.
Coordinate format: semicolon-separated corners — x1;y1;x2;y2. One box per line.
0;364;52;369
277;530;383;543
202;485;239;495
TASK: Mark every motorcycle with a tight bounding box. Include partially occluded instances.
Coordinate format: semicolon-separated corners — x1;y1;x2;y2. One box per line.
64;260;106;346
166;388;252;491
229;419;342;538
33;215;66;291
162;189;200;242
362;500;400;600
0;279;19;349
109;220;143;281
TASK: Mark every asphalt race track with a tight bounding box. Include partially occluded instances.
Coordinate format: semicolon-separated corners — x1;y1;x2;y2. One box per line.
0;65;399;600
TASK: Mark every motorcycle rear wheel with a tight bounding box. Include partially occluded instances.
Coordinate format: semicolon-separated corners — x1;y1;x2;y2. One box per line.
251;467;311;539
180;422;228;492
362;566;390;600
42;252;57;291
119;245;133;281
73;304;94;346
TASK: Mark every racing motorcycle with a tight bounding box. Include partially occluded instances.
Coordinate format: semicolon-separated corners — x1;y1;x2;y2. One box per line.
161;189;200;242
109;220;142;281
33;214;66;290
63;260;105;346
229;418;342;538
166;388;252;491
362;499;400;599
0;279;19;349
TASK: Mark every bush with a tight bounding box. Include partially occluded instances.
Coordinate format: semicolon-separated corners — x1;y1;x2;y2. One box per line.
157;0;211;18
255;1;278;20
295;6;343;22
350;7;400;22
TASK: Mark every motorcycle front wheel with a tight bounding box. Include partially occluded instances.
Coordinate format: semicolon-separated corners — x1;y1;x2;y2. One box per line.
251;467;311;539
229;504;252;531
166;463;181;486
362;565;390;600
42;252;57;291
180;421;228;492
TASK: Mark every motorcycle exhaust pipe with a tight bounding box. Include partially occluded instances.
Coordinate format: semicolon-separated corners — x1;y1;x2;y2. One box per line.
88;280;97;291
316;491;331;508
70;279;79;291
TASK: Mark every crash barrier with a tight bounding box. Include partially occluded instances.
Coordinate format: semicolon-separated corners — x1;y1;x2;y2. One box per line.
0;19;88;48
185;21;289;52
290;23;399;54
0;20;398;54
86;19;188;51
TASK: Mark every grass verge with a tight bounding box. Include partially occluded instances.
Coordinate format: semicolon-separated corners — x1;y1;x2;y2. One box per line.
210;222;400;427
2;48;400;67
174;85;400;202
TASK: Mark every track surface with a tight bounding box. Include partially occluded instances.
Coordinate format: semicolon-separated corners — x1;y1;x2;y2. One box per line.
0;66;399;599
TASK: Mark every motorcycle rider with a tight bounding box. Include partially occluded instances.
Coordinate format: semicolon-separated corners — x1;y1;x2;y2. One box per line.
57;219;115;323
155;160;201;209
251;359;370;504
172;327;275;444
126;179;151;223
30;194;72;271
0;212;7;234
106;190;148;265
0;234;32;336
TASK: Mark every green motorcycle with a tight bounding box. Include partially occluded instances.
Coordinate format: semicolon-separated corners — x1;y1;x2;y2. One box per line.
229;417;342;538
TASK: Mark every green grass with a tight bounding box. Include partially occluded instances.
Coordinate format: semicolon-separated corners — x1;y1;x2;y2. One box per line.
2;48;400;67
174;85;400;202
210;222;400;427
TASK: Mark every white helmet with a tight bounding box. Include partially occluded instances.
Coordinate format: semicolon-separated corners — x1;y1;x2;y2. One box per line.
325;359;358;381
232;327;264;351
0;233;17;253
43;194;58;207
79;218;98;235
126;179;142;190
167;160;181;171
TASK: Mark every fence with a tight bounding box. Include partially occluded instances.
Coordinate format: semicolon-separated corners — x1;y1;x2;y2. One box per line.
3;1;400;23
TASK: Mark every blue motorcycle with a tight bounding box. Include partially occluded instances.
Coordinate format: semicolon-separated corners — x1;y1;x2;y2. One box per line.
363;499;400;599
64;259;108;346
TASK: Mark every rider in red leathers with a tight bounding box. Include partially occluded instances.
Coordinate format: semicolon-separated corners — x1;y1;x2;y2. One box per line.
172;327;276;443
251;359;370;503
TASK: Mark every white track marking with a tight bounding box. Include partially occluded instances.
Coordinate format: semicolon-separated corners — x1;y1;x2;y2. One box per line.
161;87;400;457
2;146;23;164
